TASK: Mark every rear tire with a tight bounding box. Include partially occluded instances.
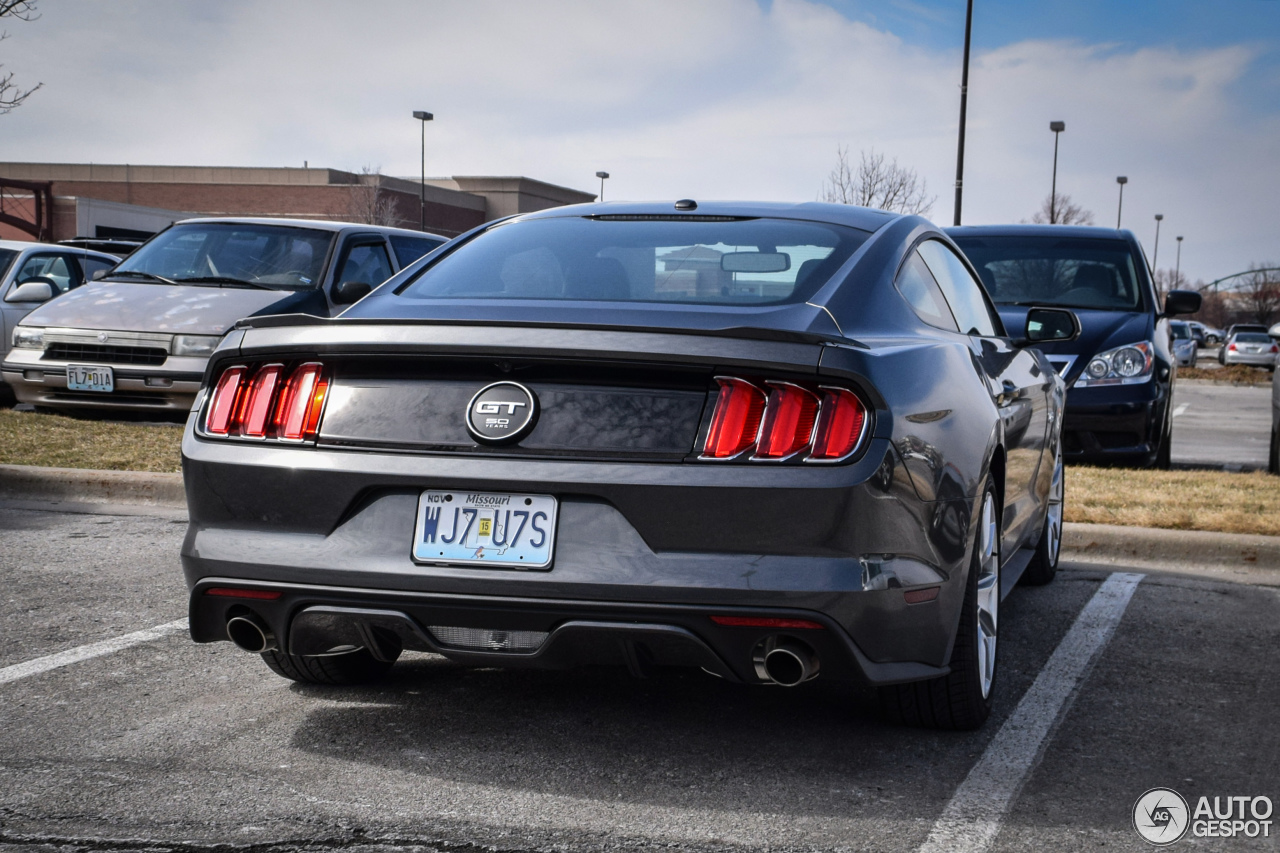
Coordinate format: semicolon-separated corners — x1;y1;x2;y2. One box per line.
1021;449;1062;586
880;479;999;730
261;646;398;685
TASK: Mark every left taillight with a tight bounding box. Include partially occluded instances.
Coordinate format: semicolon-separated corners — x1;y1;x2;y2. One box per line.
203;361;328;442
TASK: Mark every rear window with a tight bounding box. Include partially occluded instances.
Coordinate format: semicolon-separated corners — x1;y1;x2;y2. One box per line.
952;236;1146;311
1234;333;1271;344
398;216;869;305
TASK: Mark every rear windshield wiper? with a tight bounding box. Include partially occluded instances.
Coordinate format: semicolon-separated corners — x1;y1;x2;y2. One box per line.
107;270;177;284
174;276;275;290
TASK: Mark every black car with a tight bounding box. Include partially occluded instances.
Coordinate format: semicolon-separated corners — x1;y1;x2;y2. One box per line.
948;225;1200;468
181;201;1078;730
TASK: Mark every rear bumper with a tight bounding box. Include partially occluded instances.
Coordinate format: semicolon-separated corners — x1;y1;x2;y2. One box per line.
181;421;976;684
1222;352;1276;368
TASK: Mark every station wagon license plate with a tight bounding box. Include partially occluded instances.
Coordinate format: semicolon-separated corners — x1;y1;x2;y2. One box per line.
66;364;114;393
412;491;558;569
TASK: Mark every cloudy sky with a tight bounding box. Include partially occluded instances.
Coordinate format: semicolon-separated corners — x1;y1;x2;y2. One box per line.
2;0;1277;284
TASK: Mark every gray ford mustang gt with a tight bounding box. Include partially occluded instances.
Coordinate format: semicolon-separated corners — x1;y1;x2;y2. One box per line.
180;200;1078;730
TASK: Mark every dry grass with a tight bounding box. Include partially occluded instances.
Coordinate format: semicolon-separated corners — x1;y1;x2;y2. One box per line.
1066;465;1280;536
0;409;182;473
1180;364;1273;385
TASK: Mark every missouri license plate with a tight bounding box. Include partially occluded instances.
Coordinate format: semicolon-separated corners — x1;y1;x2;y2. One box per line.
66;364;114;393
412;491;558;569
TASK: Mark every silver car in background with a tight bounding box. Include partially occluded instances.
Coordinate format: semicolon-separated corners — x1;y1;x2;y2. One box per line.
3;218;445;414
1219;331;1278;369
1169;320;1197;367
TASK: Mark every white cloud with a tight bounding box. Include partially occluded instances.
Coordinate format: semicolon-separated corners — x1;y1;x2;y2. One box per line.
0;0;1273;281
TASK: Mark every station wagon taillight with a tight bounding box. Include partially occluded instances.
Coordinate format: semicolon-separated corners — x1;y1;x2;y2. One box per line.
701;376;869;463
204;362;328;442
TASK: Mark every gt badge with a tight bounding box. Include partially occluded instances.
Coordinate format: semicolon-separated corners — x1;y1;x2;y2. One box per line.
466;381;538;445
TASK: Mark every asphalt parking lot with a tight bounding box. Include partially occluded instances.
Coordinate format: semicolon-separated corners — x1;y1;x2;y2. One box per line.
1171;368;1272;471
1;501;1277;853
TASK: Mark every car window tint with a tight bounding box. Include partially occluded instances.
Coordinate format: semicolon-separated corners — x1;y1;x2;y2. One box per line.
917;240;998;337
16;253;75;294
336;243;394;287
952;236;1144;311
116;223;333;289
0;248;17;280
389;235;444;267
1235;333;1271;344
399;217;870;305
895;251;959;332
80;256;116;284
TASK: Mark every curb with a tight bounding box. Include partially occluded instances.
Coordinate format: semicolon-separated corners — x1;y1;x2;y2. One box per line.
0;464;185;508
1;464;1276;571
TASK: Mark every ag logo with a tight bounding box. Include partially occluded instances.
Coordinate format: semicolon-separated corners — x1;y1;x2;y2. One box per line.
466;381;538;445
1133;788;1190;846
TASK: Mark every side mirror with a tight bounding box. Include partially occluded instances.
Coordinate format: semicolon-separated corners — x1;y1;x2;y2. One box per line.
1020;306;1081;345
332;280;373;305
5;280;55;303
1164;289;1202;317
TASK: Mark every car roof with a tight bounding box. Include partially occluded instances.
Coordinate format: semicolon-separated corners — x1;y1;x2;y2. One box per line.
173;217;446;240
944;224;1134;240
0;239;119;260
510;200;901;233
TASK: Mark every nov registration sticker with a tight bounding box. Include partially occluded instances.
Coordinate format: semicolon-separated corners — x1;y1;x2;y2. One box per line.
412;490;557;570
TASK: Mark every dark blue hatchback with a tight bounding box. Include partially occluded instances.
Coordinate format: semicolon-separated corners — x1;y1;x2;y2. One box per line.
948;225;1200;468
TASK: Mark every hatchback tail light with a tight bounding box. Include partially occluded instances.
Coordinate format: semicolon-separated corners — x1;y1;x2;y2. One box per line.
1271;345;1278;354
203;362;328;442
701;376;869;463
1228;343;1238;351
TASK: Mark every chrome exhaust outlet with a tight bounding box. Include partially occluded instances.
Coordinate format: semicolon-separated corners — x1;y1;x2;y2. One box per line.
226;614;278;653
753;636;819;687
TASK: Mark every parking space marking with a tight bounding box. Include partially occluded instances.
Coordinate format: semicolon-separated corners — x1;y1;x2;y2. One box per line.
0;619;188;686
917;572;1144;853
1172;403;1189;418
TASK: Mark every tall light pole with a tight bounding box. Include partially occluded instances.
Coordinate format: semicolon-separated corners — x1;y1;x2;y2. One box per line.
595;171;609;202
412;110;433;231
1152;213;1164;271
1175;235;1183;284
1115;176;1128;229
1048;121;1065;224
952;0;974;227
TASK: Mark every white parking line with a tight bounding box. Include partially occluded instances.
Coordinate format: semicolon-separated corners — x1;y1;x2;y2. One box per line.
0;619;188;686
917;572;1144;853
1172;403;1189;418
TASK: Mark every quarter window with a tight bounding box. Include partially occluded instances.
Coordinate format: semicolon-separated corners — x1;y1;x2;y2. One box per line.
896;251;959;332
917;240;1000;337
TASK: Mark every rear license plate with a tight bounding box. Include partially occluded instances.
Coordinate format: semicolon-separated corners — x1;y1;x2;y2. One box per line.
66;364;114;393
412;491;558;569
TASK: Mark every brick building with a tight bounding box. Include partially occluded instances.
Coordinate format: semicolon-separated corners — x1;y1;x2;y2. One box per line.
0;162;595;243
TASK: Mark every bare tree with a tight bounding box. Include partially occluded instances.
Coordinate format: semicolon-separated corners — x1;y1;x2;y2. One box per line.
1153;268;1189;301
1030;193;1094;226
0;1;40;115
821;147;935;216
347;166;399;227
1236;263;1280;325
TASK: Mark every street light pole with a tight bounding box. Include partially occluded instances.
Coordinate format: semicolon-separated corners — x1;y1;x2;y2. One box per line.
412;110;434;231
595;171;609;202
1175;235;1183;284
1115;176;1127;229
952;0;974;227
1049;121;1065;224
1152;213;1164;271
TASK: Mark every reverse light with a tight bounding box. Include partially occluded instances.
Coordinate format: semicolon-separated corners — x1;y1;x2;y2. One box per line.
702;377;767;459
752;382;819;460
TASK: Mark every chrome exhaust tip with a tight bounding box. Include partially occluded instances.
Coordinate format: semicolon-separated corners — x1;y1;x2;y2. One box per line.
753;636;819;687
226;614;278;653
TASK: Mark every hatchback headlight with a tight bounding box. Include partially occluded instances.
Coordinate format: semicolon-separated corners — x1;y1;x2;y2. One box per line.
12;326;43;349
1075;341;1154;387
172;334;221;357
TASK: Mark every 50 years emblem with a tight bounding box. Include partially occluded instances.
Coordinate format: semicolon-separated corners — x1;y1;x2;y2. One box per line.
466;381;538;445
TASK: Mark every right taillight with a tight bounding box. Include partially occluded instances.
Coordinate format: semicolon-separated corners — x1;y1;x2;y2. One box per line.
809;386;868;462
701;376;869;463
203;361;327;442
